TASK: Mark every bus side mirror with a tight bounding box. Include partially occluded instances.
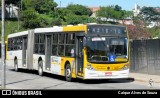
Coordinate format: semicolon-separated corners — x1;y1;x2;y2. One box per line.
83;37;87;47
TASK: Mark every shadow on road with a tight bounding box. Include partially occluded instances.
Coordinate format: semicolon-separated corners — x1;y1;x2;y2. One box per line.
9;69;66;81
9;69;134;84
74;78;135;84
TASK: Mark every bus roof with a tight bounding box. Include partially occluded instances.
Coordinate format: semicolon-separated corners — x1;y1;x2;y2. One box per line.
8;31;28;38
7;24;126;38
63;25;86;32
34;27;63;33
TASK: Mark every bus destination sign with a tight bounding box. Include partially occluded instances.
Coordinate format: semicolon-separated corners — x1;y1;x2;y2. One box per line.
87;25;127;36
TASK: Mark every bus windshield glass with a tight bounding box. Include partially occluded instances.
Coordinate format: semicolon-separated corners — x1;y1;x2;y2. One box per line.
86;37;128;63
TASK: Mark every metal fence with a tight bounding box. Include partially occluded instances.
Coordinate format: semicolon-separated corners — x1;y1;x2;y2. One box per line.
130;39;160;75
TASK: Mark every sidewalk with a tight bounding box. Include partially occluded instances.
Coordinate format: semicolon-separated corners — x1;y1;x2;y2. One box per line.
129;72;160;83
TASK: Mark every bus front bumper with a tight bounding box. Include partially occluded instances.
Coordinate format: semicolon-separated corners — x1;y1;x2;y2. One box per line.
84;68;129;79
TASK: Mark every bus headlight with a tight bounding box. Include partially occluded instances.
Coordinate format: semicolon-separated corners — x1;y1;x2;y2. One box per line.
87;63;95;70
120;64;129;70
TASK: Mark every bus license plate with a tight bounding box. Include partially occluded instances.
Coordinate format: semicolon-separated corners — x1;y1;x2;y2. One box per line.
105;72;112;76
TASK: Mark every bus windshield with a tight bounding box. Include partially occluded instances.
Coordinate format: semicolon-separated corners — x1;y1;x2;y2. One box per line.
86;36;128;63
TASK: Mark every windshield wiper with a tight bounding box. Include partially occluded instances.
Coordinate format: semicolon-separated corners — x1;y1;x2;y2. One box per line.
97;34;109;54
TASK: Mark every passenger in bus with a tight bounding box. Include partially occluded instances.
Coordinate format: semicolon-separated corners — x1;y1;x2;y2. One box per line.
71;48;74;57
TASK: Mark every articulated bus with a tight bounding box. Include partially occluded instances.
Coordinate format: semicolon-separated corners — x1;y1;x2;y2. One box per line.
6;24;130;81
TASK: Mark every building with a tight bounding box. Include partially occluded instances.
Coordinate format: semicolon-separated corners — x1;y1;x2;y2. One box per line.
133;3;141;17
118;17;134;25
88;7;100;18
0;4;19;19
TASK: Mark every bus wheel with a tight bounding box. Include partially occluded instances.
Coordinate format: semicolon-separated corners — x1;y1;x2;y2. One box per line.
14;59;18;72
38;61;43;76
65;64;72;82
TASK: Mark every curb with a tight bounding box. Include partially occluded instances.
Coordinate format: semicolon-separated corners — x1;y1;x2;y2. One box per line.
129;73;160;83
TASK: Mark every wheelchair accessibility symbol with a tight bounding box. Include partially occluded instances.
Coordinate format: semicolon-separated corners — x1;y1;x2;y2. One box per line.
109;55;116;62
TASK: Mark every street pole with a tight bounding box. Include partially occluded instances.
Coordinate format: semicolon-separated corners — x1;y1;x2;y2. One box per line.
21;0;23;10
1;0;6;89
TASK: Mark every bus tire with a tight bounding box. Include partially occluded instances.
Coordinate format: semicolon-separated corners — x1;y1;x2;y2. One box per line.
65;64;72;82
38;61;43;76
14;59;18;72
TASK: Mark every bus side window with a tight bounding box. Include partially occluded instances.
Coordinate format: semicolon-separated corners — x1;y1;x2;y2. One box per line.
10;39;13;50
65;45;74;57
71;48;74;57
65;34;75;57
52;34;58;56
58;45;64;56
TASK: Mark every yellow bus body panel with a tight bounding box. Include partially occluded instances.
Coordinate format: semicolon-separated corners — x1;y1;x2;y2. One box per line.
60;57;76;78
63;25;87;33
87;62;129;71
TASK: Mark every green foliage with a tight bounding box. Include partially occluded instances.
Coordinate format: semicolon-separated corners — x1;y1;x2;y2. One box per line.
65;15;95;25
133;17;146;27
0;20;24;40
56;8;72;21
33;0;57;15
20;9;40;29
3;1;135;36
122;10;133;18
23;0;57;15
97;5;133;24
114;5;122;11
148;26;160;38
21;0;58;29
58;4;94;25
23;0;34;10
88;17;97;23
133;15;160;39
0;0;21;6
52;18;62;26
38;14;56;27
40;15;62;26
139;7;160;22
65;15;83;25
97;7;114;20
97;6;124;24
67;4;92;16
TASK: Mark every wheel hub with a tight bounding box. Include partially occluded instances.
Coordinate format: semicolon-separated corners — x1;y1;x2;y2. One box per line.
66;69;71;77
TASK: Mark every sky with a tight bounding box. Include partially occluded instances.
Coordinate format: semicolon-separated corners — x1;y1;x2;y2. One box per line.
54;0;160;11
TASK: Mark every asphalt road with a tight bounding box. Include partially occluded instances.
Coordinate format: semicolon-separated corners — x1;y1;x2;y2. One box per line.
0;65;159;89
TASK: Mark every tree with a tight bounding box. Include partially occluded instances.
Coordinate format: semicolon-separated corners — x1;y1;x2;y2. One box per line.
23;0;35;10
148;26;160;38
38;14;60;27
5;0;20;5
23;0;57;15
67;4;92;16
56;4;94;25
97;6;115;23
97;5;133;24
133;17;146;27
34;0;57;15
127;25;151;39
56;8;72;21
65;15;95;25
139;7;160;26
20;9;41;29
114;5;122;11
21;0;58;29
120;10;133;24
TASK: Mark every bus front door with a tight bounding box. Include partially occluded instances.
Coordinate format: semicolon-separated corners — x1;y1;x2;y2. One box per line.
76;37;84;76
45;35;51;70
22;37;27;67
